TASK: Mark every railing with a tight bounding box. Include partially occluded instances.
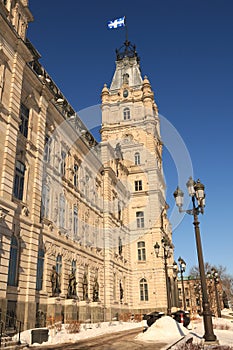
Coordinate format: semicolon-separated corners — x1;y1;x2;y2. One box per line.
0;314;23;346
0;320;4;347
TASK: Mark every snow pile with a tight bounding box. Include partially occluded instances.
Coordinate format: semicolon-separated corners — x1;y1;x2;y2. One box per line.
14;321;142;346
221;308;233;318
188;317;233;347
135;316;189;343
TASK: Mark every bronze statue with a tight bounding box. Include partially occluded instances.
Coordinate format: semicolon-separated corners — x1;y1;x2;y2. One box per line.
120;281;124;303
67;270;77;298
50;265;61;296
93;275;99;302
82;270;88;301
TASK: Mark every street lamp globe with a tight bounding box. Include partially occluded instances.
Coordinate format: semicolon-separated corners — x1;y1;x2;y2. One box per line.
194;179;205;207
186;176;196;196
173;186;184;208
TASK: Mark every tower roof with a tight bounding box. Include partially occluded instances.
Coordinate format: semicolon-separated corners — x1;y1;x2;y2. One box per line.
110;41;143;91
115;40;140;62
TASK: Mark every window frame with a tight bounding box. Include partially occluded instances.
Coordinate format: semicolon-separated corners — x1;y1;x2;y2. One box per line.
13;160;25;200
36;247;45;291
137;241;146;261
134;152;140;165
73;205;78;237
56;254;62;290
60;151;66;176
123;107;130;120
136;211;145;228
135;180;143;191
59;193;65;228
140;278;149;301
19;104;29;138
7;235;19;286
44;135;52;163
73;164;79;187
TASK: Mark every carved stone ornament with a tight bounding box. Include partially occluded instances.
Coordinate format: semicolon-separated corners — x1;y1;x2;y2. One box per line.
0;207;8;222
45;241;57;256
22;206;29;216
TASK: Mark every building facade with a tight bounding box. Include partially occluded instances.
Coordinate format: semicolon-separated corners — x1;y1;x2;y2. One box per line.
177;277;224;317
0;0;177;330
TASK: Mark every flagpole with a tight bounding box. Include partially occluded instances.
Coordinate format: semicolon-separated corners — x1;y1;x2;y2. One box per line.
124;16;128;43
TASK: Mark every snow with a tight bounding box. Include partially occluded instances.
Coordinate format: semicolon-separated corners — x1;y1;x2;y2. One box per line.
135;316;189;343
13;309;233;348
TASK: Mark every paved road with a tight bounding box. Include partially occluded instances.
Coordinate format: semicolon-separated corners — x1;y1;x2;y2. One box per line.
30;328;167;350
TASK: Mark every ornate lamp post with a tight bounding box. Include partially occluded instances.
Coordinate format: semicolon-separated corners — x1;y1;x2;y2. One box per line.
178;256;187;310
207;268;221;318
194;282;202;314
173;177;217;343
154;237;172;316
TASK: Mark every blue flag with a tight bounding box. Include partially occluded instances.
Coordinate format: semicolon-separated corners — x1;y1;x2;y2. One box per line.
107;17;125;29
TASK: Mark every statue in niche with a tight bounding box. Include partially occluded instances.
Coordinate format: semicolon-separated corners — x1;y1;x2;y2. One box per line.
120;281;124;303
92;272;99;302
118;237;123;256
118;202;122;221
123;73;129;85
67;269;77;299
50;265;61;296
115;143;123;160
0;64;6;102
82;268;88;301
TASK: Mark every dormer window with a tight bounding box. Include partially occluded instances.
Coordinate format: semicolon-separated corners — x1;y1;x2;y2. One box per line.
123;107;130;120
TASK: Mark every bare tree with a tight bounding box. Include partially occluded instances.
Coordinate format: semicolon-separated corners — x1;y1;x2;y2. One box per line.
189;263;233;308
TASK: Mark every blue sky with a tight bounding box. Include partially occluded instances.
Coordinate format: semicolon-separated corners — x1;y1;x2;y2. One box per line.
28;1;233;275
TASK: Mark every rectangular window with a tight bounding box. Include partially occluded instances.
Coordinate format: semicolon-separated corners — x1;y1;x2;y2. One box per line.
135;180;142;191
44;135;51;162
136;211;144;228
74;164;79;187
19;104;29;138
137;241;146;261
73;206;78;236
13;160;25;200
41;184;50;219
59;194;65;228
36;249;44;291
60;151;66;176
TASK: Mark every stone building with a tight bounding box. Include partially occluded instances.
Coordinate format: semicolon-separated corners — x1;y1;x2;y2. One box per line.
0;0;177;330
177;277;224;317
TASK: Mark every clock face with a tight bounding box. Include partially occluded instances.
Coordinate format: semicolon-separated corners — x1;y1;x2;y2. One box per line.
123;89;128;98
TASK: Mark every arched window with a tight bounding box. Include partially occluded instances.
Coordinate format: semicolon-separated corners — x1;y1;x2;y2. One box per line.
123;107;130;120
36;246;44;291
7;235;19;286
137;241;146;261
135;152;140;165
140;278;148;301
13;160;25;200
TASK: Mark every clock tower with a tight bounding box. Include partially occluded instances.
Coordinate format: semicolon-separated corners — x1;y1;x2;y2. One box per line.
101;41;176;312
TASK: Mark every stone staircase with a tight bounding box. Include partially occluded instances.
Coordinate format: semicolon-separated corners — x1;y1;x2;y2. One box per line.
0;335;28;349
